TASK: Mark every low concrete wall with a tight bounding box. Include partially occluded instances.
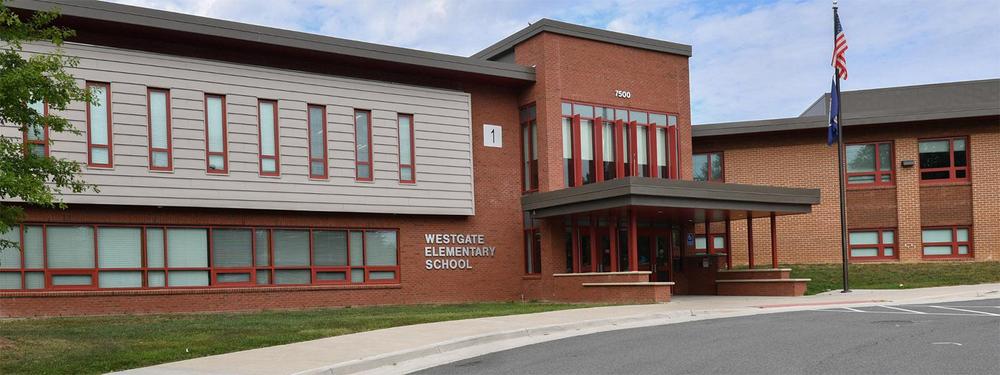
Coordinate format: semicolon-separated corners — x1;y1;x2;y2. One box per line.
716;279;810;296
547;272;672;303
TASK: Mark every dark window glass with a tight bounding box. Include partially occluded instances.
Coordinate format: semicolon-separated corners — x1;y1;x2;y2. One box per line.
918;140;950;169
692;154;709;181
846;144;876;173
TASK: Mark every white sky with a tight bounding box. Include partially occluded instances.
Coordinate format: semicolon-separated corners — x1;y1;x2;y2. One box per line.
108;0;1000;124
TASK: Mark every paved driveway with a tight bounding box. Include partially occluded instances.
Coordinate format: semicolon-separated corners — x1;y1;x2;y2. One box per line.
418;298;1000;375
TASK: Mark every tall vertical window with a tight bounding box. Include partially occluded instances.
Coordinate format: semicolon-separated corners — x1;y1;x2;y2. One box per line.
204;94;227;173
849;229;896;260
524;213;541;274
922;227;972;258
398;114;415;183
561;102;676;187
651;113;671;179
919;137;968;182
601;117;615;181
355;109;372;181
24;101;48;157
562;113;574;187
258;100;279;176
693;152;723;182
147;89;172;170
307;104;327;179
846;142;892;186
87;82;112;167
520;105;538;192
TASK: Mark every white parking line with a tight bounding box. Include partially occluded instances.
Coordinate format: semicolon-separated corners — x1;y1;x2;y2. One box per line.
814;309;980;317
927;306;1000;317
879;305;927;314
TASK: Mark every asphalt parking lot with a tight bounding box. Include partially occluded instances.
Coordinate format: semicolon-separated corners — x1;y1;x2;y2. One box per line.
418;298;1000;375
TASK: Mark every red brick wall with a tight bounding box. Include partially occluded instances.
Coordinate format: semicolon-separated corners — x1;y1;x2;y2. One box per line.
920;185;973;226
515;32;693;191
847;188;898;229
1;83;532;317
694;116;999;265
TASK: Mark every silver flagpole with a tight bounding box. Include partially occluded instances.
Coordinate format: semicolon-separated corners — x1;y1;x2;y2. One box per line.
834;0;850;293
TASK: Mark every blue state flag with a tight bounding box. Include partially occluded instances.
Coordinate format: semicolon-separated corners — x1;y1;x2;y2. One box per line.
827;75;840;146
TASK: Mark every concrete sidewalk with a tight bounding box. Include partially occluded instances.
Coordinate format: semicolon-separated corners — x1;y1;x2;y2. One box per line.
117;283;1000;375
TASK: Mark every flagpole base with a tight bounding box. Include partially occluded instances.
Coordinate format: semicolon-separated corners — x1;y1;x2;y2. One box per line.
840;289;851;293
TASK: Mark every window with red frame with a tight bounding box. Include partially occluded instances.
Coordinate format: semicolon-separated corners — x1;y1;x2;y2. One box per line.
398;114;416;183
849;229;896;260
355;109;373;181
919;137;968;182
692;152;723;182
524;212;542;274
87;82;113;167
0;224;399;291
922;227;972;258
24;101;49;157
695;234;726;254
205;94;228;173
520;105;538;192
147;89;173;170
258;100;279;176
561;102;677;188
307;104;327;179
846;142;893;186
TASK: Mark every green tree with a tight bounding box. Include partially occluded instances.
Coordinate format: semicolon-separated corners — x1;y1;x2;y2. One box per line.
0;1;96;254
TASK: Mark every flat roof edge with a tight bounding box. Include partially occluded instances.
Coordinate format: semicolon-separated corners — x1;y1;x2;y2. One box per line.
10;0;536;82
472;18;692;60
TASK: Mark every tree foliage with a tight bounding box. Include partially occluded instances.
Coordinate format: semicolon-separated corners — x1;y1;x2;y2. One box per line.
0;1;96;252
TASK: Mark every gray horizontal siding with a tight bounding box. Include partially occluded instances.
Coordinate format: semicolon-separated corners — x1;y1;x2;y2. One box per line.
1;42;475;215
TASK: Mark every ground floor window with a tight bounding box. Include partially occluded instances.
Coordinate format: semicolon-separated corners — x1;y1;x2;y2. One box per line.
524;213;541;274
849;229;896;260
0;224;399;291
921;226;971;258
694;234;727;255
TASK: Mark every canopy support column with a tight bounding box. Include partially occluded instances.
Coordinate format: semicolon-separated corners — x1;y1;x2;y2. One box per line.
770;211;778;268
629;208;638;271
747;210;755;269
725;211;732;269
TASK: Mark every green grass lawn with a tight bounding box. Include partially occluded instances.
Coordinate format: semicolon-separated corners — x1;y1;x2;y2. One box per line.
790;261;1000;295
0;302;600;375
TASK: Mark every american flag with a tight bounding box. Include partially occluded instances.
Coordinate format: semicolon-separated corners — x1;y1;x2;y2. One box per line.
832;9;848;80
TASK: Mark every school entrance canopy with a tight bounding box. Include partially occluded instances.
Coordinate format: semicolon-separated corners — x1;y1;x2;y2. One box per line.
521;177;822;298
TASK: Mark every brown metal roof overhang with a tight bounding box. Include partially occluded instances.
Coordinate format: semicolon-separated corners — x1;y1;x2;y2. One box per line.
522;177;821;218
8;0;536;84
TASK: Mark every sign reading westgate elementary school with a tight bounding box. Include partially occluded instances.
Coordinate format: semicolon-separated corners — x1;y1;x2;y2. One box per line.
424;233;496;270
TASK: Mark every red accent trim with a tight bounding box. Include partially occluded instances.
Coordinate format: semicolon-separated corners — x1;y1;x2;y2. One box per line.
398;113;416;184
519;103;538;193
629;121;639;176
921;226;973;259
571;115;582;187
848;228;898;261
628;209;638;272
146;88;173;171
770;212;778;268
918;136;970;184
746;211;754;268
307;104;329;179
614;119;625;178
355;109;373;181
257;99;280;176
724;212;732;269
594;116;604;182
86;82;113;168
204;94;228;174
